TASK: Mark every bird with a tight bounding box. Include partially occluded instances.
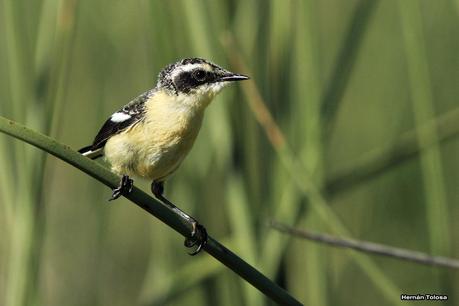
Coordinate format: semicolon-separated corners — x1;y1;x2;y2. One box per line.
79;57;249;254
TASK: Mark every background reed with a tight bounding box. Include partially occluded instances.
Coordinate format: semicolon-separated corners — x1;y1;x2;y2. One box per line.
0;0;458;305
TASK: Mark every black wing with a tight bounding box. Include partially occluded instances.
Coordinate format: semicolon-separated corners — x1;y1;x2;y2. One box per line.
87;90;152;151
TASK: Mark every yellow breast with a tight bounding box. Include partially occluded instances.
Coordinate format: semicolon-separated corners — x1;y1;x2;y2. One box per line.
104;91;207;181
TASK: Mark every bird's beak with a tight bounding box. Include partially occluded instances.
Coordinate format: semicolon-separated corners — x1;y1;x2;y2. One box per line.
219;72;250;82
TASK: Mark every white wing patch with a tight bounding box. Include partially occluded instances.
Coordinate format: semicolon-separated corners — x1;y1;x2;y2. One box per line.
81;147;103;159
111;112;132;122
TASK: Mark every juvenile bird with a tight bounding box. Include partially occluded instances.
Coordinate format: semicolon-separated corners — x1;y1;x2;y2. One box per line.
79;58;249;254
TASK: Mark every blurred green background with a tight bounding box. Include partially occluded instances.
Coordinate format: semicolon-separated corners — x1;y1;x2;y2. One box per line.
1;0;458;305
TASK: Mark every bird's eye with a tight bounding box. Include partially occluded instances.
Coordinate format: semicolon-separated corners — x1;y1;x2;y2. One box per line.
192;70;207;82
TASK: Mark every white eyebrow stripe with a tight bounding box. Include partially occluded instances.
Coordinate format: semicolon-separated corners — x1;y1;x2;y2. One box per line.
170;63;211;80
180;63;204;72
111;112;132;122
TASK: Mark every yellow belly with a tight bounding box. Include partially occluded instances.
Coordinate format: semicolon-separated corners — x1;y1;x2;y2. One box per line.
104;93;205;181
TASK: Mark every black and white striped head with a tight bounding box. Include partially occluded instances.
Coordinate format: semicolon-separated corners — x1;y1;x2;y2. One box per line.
157;58;249;97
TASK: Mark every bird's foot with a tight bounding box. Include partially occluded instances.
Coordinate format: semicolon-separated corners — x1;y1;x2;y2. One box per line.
151;181;207;255
151;181;164;198
109;175;133;201
184;221;208;256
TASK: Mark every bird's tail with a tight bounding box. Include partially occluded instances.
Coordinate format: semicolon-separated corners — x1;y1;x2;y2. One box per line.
78;145;103;160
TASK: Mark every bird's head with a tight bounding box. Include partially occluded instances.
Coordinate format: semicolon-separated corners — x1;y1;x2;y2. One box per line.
156;58;249;107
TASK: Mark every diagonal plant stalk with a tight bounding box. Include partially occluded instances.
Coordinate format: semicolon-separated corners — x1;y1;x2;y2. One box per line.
270;220;459;269
0;116;303;306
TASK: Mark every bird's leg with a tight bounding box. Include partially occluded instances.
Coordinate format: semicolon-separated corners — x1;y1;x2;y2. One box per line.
151;181;208;255
109;175;134;201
